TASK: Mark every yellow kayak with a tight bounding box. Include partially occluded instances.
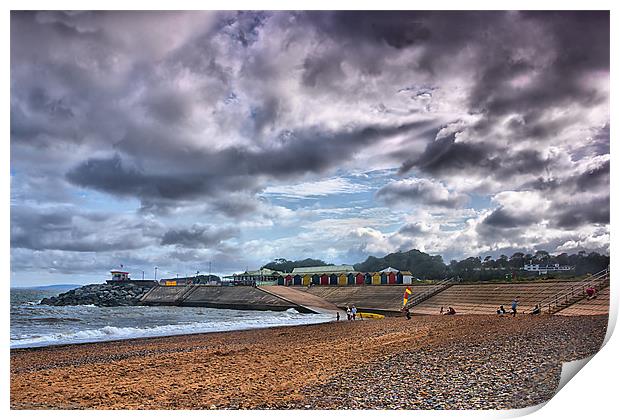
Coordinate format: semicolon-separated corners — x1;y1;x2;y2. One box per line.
358;312;384;319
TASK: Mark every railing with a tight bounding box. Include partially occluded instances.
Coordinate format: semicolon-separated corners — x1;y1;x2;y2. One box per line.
175;284;200;303
532;267;610;314
403;277;460;310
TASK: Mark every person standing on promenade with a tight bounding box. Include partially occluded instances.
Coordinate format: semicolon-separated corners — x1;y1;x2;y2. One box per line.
511;297;519;317
346;306;352;321
351;305;357;321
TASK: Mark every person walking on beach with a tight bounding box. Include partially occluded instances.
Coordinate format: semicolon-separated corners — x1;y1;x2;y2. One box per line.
405;308;411;320
511;297;519;317
351;305;357;321
336;311;340;321
440;306;444;314
346;306;352;321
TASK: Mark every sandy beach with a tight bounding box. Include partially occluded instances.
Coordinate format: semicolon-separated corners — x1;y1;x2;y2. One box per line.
11;314;607;410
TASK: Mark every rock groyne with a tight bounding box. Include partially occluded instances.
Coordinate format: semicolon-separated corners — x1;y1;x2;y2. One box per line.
40;283;154;307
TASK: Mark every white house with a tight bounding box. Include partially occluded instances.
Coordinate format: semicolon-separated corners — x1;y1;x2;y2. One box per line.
523;263;573;275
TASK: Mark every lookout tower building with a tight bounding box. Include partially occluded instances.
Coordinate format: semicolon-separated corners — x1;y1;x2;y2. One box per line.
110;270;130;282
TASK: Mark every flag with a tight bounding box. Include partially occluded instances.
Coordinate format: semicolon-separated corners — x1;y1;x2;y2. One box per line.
403;287;412;306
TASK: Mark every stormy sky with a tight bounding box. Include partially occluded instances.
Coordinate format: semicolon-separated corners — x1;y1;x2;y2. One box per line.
10;11;609;285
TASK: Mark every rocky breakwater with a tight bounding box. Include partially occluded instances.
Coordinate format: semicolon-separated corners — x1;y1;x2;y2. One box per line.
40;283;154;307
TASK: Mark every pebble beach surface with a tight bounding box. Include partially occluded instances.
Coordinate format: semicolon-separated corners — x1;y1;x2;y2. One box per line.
11;314;607;410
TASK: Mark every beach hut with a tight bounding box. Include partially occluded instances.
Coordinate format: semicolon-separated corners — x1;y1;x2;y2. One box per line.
380;272;388;284
355;273;365;285
303;274;312;286
294;274;302;285
396;272;404;284
320;273;329;285
277;275;285;286
364;272;372;285
372;272;381;285
338;273;348;286
311;274;320;285
388;272;396;284
402;271;413;284
329;273;338;285
347;273;356;285
285;274;293;286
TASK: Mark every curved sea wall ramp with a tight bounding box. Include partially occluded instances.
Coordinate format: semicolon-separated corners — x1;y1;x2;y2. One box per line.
301;284;439;313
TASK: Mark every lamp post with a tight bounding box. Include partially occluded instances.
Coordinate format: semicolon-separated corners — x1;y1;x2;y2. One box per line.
154;266;158;281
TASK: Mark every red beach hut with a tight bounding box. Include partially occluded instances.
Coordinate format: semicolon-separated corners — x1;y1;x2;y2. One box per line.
388;272;396;284
320;274;329;285
355;273;364;285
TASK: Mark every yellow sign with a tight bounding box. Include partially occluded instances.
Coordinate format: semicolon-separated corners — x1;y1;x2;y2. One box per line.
165;280;177;286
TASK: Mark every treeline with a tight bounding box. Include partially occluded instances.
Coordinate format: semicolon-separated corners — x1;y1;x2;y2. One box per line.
262;258;333;273
354;249;446;279
447;250;609;281
262;249;609;281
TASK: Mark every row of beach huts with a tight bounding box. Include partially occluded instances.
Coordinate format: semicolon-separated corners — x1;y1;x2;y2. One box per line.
228;265;417;286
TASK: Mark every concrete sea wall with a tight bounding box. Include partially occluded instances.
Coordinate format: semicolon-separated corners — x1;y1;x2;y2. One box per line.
140;285;306;312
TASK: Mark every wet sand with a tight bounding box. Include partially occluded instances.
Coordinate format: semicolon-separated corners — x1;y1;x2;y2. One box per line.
10;314;607;410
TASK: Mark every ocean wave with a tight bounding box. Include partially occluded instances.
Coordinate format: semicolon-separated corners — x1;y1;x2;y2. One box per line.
10;310;333;349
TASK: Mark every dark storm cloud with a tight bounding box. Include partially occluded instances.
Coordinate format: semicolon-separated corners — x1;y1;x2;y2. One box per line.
388;11;608;181
398;132;497;176
300;11;436;50
161;225;238;249
481;206;538;229
398;126;561;183
522;158;609;194
397;223;429;237
376;178;468;208
11;206;154;252
66;120;434;206
551;196;610;229
468;12;608;119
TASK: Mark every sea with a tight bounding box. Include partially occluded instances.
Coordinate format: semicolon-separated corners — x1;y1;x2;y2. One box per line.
10;287;334;349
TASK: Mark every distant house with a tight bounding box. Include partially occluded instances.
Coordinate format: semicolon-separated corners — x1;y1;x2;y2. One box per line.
160;274;220;286
523;263;573;275
109;270;130;282
225;268;284;285
107;270;158;286
401;271;413;284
